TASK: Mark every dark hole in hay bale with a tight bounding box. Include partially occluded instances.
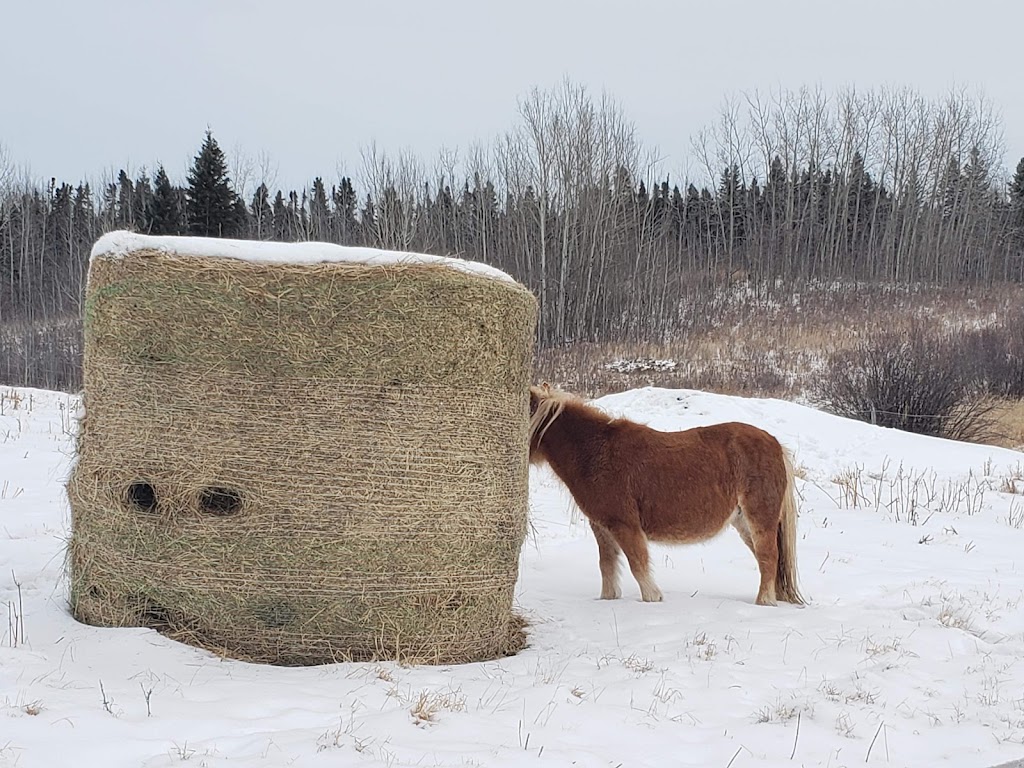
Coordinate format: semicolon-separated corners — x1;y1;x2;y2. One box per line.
198;487;243;516
126;593;201;635
138;599;172;630
251;600;299;629
126;482;157;513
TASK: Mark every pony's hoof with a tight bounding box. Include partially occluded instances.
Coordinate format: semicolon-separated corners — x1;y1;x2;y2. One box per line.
755;596;778;606
641;591;663;603
600;591;621;600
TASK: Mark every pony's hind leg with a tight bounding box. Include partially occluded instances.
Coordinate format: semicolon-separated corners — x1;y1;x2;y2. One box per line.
605;521;663;602
734;504;779;606
749;521;780;606
730;509;756;555
590;521;622;599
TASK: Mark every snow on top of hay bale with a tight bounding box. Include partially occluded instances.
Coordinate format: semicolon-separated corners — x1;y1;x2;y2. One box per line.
91;230;516;283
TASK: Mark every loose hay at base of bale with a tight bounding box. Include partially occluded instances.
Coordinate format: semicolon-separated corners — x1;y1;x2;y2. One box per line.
68;232;537;665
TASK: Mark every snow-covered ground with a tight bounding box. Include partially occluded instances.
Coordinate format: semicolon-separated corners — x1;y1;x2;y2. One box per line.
3;385;1024;768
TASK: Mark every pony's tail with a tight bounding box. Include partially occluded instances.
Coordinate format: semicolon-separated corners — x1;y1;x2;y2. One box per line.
775;449;805;605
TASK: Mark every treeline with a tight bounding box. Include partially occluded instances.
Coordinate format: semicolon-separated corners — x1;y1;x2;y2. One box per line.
2;83;1024;363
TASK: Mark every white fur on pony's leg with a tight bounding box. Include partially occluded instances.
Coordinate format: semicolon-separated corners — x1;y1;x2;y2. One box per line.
605;521;663;602
755;583;777;606
600;574;622;600
591;521;623;599
637;574;663;602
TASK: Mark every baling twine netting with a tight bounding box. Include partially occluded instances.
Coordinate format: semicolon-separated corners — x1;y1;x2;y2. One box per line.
67;244;537;665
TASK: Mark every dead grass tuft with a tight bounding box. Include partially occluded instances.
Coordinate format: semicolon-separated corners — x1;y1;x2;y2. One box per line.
409;689;467;724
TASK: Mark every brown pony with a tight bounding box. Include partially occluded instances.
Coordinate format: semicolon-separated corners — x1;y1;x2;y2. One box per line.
529;385;804;606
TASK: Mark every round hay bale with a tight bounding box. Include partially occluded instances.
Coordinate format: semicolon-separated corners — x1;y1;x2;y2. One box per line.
67;232;537;665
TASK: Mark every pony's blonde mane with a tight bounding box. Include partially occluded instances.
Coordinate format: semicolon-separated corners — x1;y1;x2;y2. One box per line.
528;385;579;452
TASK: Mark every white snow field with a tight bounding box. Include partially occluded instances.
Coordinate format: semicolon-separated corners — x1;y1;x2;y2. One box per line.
3;385;1024;768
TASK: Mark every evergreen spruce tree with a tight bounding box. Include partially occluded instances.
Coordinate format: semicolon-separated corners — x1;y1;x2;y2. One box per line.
653;180;671;236
186;130;242;237
133;170;153;230
148;165;185;235
848;152;875;230
309;177;331;240
940;156;963;223
718;164;745;253
1008;157;1024;278
765;155;788;241
272;190;289;241
116;170;135;229
250;183;272;240
683;183;702;249
670;184;685;237
232;196;250;238
291;191;307;239
636;180;649;209
360;194;377;243
50;183;74;270
1010;157;1024;238
333;177;358;243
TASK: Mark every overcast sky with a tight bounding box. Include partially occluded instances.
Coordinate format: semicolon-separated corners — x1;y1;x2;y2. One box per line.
4;0;1023;192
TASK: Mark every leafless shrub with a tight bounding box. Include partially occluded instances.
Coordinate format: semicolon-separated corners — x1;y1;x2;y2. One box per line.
813;326;998;442
955;313;1024;398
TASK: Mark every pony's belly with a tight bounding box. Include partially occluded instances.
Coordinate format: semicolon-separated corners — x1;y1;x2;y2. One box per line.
643;508;734;544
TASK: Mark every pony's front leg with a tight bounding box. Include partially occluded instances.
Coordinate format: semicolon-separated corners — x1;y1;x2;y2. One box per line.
590;521;622;599
606;521;663;602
